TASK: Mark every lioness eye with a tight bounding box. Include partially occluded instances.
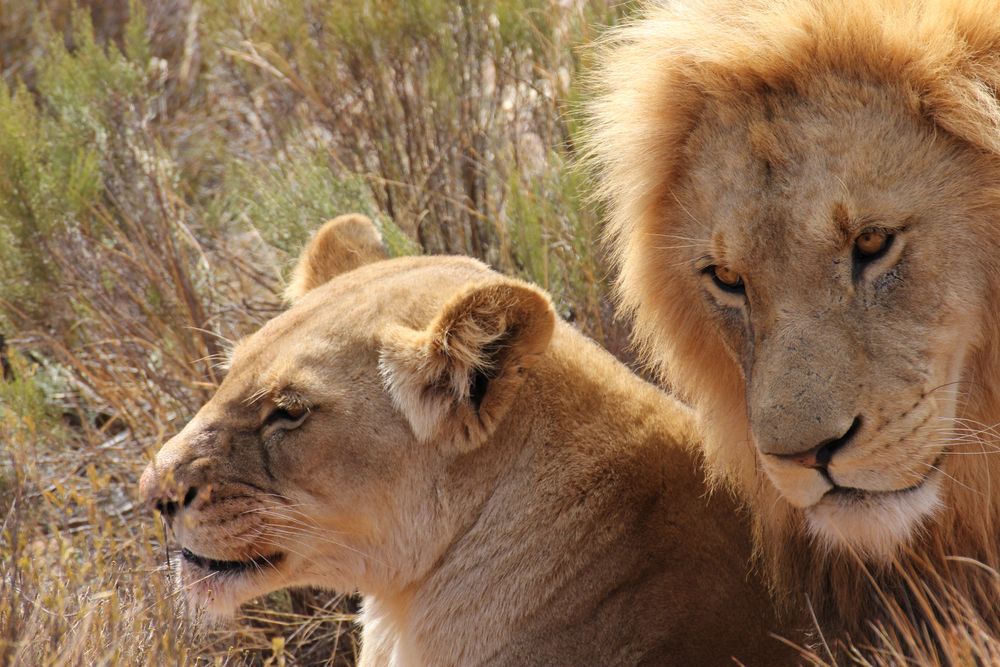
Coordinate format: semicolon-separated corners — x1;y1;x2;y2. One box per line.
264;405;309;428
855;230;890;257
709;265;745;293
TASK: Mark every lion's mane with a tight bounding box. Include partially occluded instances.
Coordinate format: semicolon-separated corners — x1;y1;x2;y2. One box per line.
586;0;1000;640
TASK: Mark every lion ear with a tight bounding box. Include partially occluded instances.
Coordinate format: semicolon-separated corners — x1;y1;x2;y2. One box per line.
379;279;556;450
285;214;388;303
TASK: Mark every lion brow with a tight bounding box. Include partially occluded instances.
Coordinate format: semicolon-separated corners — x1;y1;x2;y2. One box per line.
275;390;305;406
241;384;311;410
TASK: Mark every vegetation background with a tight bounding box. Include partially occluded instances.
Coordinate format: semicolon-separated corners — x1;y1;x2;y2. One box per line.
0;1;632;664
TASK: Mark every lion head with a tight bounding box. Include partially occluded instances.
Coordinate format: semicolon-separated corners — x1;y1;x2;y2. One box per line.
138;216;556;619
586;0;1000;614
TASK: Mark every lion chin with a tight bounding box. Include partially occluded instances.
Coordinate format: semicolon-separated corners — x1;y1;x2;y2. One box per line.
804;474;944;561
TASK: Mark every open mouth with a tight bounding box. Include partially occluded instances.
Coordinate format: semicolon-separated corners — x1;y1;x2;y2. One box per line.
180;547;284;574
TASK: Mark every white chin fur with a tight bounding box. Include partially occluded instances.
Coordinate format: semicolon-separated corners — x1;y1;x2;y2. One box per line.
183;585;243;622
177;560;259;622
805;475;943;561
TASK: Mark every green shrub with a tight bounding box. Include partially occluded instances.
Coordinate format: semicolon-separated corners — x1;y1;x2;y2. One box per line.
202;0;626;341
220;143;419;261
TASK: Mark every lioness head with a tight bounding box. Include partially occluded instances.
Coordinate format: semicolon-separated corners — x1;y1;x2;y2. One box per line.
139;215;554;616
588;0;1000;560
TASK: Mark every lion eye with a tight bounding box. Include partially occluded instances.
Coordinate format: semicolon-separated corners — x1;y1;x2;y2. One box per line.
855;230;890;257
709;265;745;293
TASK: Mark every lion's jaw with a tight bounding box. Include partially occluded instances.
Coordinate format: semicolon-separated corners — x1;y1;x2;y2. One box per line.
752;333;969;560
142;409;419;621
719;343;964;561
803;474;944;560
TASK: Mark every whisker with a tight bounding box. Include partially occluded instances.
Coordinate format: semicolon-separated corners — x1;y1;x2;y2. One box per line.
230;532;325;575
919;462;984;497
256;524;387;568
644;232;711;243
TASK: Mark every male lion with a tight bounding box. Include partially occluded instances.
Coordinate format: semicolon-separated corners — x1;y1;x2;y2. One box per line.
139;216;793;665
587;0;1000;646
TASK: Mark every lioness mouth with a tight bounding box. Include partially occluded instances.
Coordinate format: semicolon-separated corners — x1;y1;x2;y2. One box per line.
180;547;283;573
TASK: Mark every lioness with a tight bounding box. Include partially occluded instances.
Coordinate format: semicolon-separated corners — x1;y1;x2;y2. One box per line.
586;0;1000;649
140;215;792;665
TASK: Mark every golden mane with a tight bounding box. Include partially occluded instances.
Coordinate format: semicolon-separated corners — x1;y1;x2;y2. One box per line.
585;0;1000;644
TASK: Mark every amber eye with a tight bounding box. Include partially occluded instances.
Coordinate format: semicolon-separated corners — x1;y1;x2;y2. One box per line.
710;265;744;293
855;230;889;257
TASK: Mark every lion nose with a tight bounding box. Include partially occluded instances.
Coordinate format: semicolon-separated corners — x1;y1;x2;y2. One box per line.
767;416;862;468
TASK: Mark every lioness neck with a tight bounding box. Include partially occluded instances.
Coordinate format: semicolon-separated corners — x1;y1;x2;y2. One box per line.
360;324;791;667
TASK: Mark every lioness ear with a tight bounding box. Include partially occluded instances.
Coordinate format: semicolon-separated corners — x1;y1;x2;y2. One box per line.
380;279;556;450
285;214;388;303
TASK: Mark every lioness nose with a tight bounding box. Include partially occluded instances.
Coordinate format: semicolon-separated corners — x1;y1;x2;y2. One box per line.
769;416;862;468
138;462;159;507
153;486;198;520
139;462;199;523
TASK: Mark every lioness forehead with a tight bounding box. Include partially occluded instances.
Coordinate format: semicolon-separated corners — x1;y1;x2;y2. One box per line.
221;256;493;398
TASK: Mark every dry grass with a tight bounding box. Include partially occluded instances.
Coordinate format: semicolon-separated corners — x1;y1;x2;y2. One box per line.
1;1;997;665
776;549;999;665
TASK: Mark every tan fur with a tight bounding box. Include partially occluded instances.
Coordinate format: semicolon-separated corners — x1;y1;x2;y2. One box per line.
140;219;795;665
586;0;1000;643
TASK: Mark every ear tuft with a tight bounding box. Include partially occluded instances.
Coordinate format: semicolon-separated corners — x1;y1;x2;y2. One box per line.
285;214;388;303
380;279;556;449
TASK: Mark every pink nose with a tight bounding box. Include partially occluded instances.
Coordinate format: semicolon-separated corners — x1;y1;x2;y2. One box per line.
777;446;827;469
770;416;862;469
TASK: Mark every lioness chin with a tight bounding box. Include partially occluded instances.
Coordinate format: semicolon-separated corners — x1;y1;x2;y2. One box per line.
140;215;794;666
